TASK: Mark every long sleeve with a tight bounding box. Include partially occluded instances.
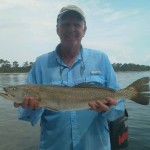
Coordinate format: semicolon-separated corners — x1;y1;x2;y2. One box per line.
18;60;45;126
100;53;125;122
18;107;44;126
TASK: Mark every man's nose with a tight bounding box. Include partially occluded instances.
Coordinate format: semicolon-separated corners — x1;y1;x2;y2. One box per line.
68;24;76;31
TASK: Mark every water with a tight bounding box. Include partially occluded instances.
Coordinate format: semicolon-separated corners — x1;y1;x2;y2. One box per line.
0;73;39;150
116;71;150;150
0;72;150;150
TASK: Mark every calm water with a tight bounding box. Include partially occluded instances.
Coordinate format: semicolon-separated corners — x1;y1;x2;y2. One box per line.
0;72;150;150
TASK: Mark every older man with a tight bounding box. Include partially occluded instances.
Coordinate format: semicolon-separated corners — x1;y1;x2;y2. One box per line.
16;5;125;150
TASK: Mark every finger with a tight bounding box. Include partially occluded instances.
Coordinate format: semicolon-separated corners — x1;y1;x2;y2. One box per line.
88;101;103;112
88;101;98;110
95;104;103;112
27;98;36;109
26;97;39;110
28;98;35;109
105;97;117;106
33;101;39;109
96;100;109;111
14;102;22;108
22;97;30;108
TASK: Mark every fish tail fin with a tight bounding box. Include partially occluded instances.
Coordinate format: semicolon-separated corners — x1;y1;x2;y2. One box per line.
127;77;150;105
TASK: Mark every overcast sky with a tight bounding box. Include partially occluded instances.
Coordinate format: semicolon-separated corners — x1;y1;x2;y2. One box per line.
0;0;150;66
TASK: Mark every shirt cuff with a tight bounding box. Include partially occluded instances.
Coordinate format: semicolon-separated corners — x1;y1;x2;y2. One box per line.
101;99;125;122
18;106;44;126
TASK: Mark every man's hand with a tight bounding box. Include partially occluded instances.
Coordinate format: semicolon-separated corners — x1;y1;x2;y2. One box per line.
14;96;39;110
88;97;117;112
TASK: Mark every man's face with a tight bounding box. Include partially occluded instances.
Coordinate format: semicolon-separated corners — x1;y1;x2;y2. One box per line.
57;13;86;48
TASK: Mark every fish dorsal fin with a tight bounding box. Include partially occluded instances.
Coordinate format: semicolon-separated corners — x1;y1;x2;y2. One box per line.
74;83;100;88
74;83;115;91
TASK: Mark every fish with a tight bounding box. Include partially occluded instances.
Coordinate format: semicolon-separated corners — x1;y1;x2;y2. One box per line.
0;77;149;111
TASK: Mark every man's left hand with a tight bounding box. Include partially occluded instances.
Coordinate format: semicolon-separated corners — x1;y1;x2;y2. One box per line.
88;97;117;112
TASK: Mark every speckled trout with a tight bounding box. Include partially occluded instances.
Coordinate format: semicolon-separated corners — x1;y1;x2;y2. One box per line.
0;77;149;110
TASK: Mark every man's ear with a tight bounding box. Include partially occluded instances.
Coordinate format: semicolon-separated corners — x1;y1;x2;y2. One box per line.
56;25;59;35
83;25;87;37
84;25;87;32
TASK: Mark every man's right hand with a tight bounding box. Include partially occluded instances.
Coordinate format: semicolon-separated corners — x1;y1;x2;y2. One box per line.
14;97;39;110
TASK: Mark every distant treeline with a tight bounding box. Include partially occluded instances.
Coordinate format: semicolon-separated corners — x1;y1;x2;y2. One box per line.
0;59;33;73
0;59;150;73
112;63;150;71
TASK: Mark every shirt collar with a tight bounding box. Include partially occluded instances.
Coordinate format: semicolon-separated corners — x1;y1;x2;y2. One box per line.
54;44;83;67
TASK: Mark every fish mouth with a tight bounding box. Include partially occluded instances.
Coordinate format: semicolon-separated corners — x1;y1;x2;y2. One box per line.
0;92;14;99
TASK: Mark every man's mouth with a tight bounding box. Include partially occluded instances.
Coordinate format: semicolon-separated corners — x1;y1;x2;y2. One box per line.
65;34;77;39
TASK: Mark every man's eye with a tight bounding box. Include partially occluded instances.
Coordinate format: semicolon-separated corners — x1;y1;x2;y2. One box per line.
62;23;70;27
75;24;81;27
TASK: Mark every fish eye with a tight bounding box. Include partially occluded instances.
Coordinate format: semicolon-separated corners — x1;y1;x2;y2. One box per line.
11;87;16;90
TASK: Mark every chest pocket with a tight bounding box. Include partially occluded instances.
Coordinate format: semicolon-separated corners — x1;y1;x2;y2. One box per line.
73;73;106;87
89;74;105;85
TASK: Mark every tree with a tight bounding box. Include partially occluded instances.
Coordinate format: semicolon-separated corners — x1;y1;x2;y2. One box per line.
29;62;34;67
2;60;11;68
0;59;4;67
12;61;19;68
22;61;29;67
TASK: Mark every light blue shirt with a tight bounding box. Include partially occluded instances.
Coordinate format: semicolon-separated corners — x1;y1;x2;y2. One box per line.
18;45;125;150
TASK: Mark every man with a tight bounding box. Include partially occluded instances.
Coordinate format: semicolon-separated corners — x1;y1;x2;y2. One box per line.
15;5;125;150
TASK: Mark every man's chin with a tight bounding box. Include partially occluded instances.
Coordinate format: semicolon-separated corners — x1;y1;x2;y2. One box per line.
62;40;79;47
